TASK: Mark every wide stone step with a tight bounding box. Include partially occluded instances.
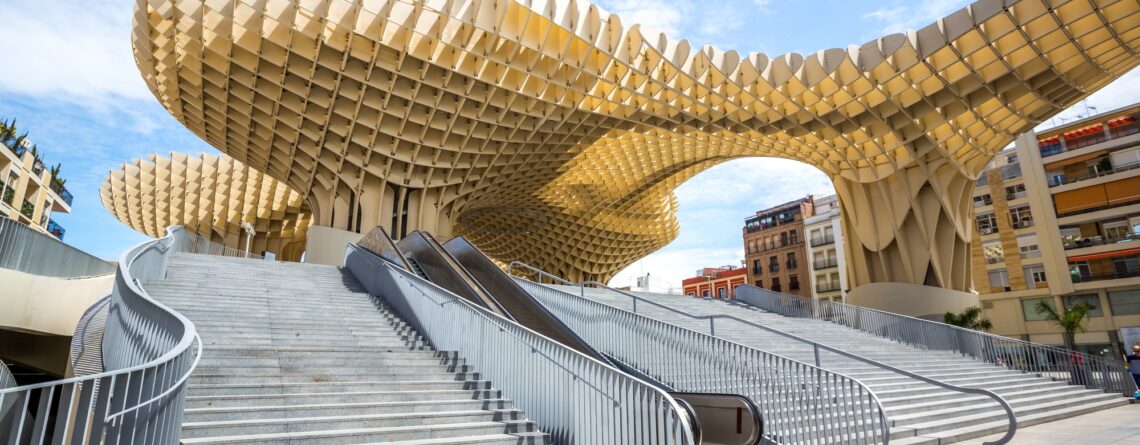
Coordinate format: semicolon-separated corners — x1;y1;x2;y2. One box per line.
183;399;516;422
186;389;502;408
181;409;526;438
180;422;545;445
188;380;493;396
189;371;482;385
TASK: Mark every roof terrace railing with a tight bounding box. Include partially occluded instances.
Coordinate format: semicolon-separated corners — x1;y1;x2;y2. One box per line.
734;284;1135;397
509;262;894;445
344;244;697;445
0;226;202;445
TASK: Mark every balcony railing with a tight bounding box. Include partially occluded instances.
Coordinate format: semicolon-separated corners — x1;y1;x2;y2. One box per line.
816;282;841;293
1071;268;1140;283
811;234;835;246
1011;218;1034;229
974;196;993;207
751;266;761;276
1109;120;1140;139
1047;160;1140;187
1065;132;1109;151
50;181;73;206
47;219;65;240
813;258;839;269
789;281;800;291
1006;190;1028;201
769;264;779;272
1063;232;1140;250
985;256;1004;264
786;259;798;269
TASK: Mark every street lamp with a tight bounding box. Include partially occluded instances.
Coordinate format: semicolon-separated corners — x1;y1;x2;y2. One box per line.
241;221;255;258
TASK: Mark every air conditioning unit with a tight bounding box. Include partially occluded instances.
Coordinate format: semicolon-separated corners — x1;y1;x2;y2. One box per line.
980;227;995;235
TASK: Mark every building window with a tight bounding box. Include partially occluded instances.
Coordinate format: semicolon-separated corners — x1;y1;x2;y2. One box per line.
780;232;788;247
789;230;799;245
1004;184;1027;201
1022;297;1053;321
717;287;727;299
752;259;761;276
976;212;997;235
755;280;762;288
769;256;779;272
789;275;799;291
982;240;1004;264
1069;261;1092;282
771;277;781;292
1024;265;1047;288
702;290;709;297
786;252;797;269
988;269;1010;291
1063;294;1103;317
1017;235;1040;258
973;194;993;207
1114;255;1140;276
1009;205;1034;229
1108;289;1140;316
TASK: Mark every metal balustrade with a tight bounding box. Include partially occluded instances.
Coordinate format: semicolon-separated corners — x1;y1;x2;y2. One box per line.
508;262;893;445
344;244;697;445
0;217;115;278
735;285;1135;396
0;226;203;444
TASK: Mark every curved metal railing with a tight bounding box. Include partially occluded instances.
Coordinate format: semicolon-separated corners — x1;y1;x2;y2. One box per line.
346;244;698;444
513;263;1017;444
0;226;201;444
68;295;111;377
509;262;890;444
736;284;1135;397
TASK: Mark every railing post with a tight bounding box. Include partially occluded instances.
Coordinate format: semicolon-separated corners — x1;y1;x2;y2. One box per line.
813;344;821;367
709;318;715;336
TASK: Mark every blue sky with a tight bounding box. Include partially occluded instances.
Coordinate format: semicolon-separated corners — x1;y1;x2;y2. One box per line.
1;0;1137;289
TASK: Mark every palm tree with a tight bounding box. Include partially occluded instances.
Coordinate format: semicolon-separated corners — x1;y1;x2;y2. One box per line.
1035;300;1095;351
944;306;993;331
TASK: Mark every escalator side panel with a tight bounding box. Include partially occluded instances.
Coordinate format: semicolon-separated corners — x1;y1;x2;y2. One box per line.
356;225;412;270
441;237;613;366
395;232;506;318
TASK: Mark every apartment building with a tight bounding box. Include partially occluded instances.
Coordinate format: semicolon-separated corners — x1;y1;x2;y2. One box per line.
682;266;747;299
0;123;72;240
974;104;1140;358
743;196;813;297
804;195;847;302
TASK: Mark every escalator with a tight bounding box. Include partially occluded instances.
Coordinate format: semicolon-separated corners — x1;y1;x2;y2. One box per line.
354;227;762;445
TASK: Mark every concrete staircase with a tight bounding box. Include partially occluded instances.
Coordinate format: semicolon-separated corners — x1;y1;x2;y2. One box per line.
147;253;548;444
551;285;1127;445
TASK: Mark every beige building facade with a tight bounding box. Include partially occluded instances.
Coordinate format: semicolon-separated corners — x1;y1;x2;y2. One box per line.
0;130;72;239
975;104;1140;358
744;197;813;297
805;195;847;302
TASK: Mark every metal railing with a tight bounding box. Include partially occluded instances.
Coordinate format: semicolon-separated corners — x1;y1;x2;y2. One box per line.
0;361;14;390
810;234;835;246
509;262;893;445
178;232;263;259
813;258;839;269
0;216;115;277
1063;231;1140;249
344;244;697;445
0;226;201;444
68;295;111;377
735;285;1135;396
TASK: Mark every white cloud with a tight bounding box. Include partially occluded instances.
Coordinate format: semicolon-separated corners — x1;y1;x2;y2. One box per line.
863;0;970;35
602;0;686;38
0;0;151;104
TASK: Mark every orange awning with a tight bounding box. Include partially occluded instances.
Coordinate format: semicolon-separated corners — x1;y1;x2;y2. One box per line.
1068;247;1140;262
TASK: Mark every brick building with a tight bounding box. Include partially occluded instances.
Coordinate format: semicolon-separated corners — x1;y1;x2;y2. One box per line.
682;266;747;299
743;197;814;297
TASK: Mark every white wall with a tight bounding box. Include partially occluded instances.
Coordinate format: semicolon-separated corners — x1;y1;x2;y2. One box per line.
0;269;114;336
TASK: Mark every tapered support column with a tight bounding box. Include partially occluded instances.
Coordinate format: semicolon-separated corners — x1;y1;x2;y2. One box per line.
833;158;977;292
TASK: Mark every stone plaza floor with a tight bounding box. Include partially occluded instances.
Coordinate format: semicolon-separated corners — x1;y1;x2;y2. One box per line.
959;402;1139;444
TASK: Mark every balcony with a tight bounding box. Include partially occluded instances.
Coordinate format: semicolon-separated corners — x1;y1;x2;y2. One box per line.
2;186;13;206
973;195;993;207
816;282;841;293
1109;119;1140;139
769;264;780;273
1063;232;1140;250
1071;268;1140;283
1006;190;1028;201
20;200;34;219
47;219;65;240
1064;131;1109;151
771;284;782;292
1000;163;1022;180
811;234;835;247
751;267;762;276
813;258;839;269
1048;160;1140;187
1011;219;1034;229
786;259;798;269
50;181;73;206
789;281;800;291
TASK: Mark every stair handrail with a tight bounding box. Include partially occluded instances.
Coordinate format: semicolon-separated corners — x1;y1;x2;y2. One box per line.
513;261;893;445
513;262;1018;444
735;284;1135;397
345;244;698;445
0;226;202;444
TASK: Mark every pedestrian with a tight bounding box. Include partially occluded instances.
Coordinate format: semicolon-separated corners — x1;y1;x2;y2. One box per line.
1126;344;1140;398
